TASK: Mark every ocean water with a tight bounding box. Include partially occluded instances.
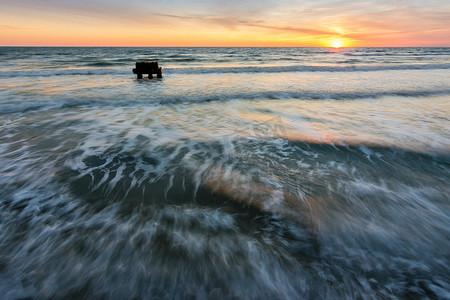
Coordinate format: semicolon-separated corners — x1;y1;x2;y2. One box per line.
0;47;449;299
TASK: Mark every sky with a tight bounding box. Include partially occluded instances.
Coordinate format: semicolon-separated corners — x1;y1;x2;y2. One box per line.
1;0;449;47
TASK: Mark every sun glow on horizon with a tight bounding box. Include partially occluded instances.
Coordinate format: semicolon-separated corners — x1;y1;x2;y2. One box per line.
330;39;345;48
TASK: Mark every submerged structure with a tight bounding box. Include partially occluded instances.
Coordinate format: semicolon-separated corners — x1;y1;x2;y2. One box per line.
132;61;163;79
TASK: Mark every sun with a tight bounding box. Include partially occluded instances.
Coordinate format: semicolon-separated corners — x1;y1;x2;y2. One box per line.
330;40;344;48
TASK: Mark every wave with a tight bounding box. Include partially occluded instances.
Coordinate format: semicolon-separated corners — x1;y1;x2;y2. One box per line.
85;61;120;67
344;52;450;57
164;54;198;62
2;89;449;114
1;63;450;78
1;113;449;299
164;58;198;62
56;138;448;220
167;63;450;74
0;68;126;77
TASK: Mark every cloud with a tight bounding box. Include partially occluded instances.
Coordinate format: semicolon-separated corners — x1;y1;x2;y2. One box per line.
1;0;450;45
0;25;33;30
249;24;336;36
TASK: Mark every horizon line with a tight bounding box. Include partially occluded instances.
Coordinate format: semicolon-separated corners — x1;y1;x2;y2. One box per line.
1;45;449;48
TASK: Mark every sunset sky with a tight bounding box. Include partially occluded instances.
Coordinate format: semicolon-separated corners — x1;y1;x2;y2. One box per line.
1;0;449;47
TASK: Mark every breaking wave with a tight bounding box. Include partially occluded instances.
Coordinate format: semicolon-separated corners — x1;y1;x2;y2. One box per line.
0;126;449;298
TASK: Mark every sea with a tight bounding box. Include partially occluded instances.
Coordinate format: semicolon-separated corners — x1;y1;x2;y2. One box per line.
0;47;449;299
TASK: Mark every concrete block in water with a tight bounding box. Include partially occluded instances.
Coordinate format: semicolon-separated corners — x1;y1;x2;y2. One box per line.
132;61;163;79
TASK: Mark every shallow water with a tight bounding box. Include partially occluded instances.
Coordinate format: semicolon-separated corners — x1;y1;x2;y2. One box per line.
0;47;449;299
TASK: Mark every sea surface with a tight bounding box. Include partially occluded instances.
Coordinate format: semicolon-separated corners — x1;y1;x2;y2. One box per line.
0;47;449;299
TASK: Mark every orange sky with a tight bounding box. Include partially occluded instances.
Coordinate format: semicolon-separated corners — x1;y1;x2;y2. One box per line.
1;0;449;47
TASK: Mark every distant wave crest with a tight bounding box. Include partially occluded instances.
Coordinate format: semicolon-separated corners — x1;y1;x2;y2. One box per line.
2;89;450;114
1;63;450;78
